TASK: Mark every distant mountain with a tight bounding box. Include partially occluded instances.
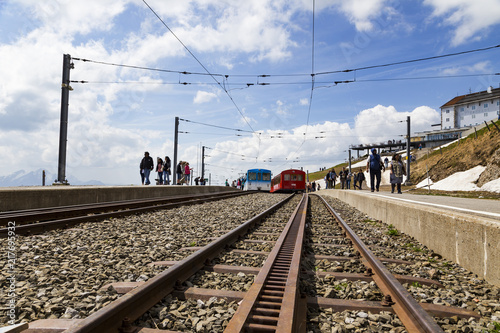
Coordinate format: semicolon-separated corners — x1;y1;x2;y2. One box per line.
0;169;105;187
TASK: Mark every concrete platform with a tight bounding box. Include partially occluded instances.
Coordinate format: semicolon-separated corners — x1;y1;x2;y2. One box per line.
0;185;237;212
318;189;500;287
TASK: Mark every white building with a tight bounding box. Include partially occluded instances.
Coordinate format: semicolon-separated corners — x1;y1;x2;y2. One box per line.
440;87;500;129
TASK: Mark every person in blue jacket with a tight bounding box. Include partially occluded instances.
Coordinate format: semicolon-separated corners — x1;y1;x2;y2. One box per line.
365;148;385;192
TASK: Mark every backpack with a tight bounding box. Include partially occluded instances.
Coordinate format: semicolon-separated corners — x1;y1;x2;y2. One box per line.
369;154;381;171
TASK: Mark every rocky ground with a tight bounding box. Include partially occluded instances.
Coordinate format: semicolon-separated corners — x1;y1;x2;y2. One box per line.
307;195;500;333
0;193;289;326
1;193;499;332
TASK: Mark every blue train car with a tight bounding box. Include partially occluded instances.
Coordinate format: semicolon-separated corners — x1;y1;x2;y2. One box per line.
245;169;272;191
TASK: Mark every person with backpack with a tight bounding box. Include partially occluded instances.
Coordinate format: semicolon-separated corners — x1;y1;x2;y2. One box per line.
330;169;337;188
390;153;406;194
366;148;385;192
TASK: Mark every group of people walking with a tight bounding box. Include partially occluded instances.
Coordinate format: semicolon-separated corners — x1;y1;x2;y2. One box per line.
322;148;406;193
140;152;194;186
366;148;406;193
139;152;172;185
176;161;191;185
324;167;366;190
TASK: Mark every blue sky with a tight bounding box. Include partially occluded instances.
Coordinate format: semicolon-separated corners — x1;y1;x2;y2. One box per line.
1;0;499;185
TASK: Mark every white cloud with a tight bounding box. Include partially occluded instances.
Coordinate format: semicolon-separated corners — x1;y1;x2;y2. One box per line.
299;98;309;106
424;0;500;45
193;90;217;104
354;105;440;144
331;0;394;32
15;0;129;36
441;61;492;76
148;0;299;63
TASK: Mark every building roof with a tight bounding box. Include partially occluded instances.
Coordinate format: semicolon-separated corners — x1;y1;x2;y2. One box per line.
440;87;500;109
441;95;465;108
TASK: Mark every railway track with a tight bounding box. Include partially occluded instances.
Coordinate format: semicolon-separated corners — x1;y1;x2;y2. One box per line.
8;192;490;333
0;190;248;236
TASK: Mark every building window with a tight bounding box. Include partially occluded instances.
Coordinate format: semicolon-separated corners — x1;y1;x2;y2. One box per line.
484;103;488;108
446;118;450;122
472;105;476;110
484;113;488;117
460;116;464;120
461;107;465;111
497;101;499;106
472;114;476;119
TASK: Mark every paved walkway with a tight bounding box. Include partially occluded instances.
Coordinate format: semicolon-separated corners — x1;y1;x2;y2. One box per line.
355;189;500;221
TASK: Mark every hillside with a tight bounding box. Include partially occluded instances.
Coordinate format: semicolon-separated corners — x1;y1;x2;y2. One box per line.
411;120;500;186
309;119;500;197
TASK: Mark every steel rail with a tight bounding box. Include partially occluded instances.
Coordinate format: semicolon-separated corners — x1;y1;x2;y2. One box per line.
0;191;250;237
225;193;308;332
61;194;295;333
0;190;245;226
315;194;444;333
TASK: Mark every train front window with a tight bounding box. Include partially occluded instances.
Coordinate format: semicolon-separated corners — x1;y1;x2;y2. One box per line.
262;173;271;181
284;174;290;181
291;175;297;181
298;175;303;181
257;173;262;181
248;172;257;181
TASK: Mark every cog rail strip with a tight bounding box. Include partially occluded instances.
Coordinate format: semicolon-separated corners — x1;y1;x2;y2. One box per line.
224;193;308;332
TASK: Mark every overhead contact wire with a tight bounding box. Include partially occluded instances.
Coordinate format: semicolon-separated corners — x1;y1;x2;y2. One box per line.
142;0;256;134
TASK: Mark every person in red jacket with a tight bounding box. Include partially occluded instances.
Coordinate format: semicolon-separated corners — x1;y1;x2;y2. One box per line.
184;162;191;184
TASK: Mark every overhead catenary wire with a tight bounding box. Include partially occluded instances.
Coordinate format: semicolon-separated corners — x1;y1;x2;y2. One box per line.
72;44;500;85
279;0;316;169
179;118;254;133
141;0;256;134
71;72;500;87
205;146;258;160
316;44;500;75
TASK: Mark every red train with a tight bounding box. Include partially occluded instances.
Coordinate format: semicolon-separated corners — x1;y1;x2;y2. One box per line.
270;169;306;193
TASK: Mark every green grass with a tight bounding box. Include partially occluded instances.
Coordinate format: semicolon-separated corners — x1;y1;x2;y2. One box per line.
484;322;500;333
189;241;197;247
386;224;399;236
411;281;422;288
334;282;349;291
405;243;423;252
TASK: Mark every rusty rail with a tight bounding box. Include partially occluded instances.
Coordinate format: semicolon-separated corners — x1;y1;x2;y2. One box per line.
316;194;444;333
225;193;308;332
0;191;246;227
0;191;249;236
